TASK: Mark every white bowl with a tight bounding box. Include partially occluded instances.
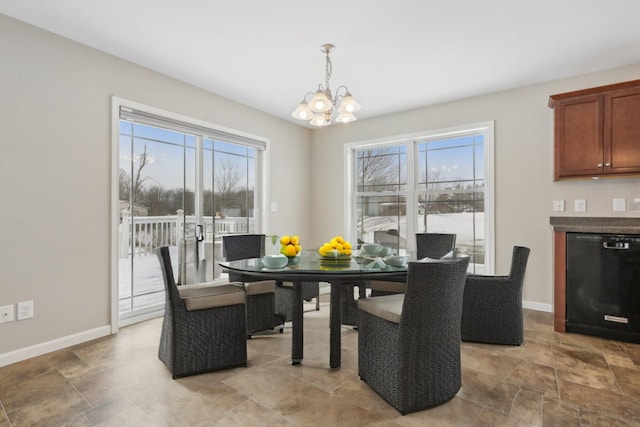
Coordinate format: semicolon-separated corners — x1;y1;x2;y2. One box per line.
383;255;408;267
261;254;288;269
378;247;392;256
361;243;383;255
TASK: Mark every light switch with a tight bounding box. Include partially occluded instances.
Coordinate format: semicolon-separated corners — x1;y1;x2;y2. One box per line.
613;198;626;212
553;200;565;212
574;199;586;212
270;202;278;212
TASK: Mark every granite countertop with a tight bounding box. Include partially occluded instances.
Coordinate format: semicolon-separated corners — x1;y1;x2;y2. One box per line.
550;217;640;234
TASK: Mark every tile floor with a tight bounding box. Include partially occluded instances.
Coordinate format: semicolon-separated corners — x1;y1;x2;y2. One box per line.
1;301;640;426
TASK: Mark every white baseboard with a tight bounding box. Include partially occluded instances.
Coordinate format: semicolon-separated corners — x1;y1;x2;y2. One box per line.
0;325;112;368
523;300;552;313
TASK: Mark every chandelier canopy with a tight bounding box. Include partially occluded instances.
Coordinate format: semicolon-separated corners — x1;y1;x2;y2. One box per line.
292;44;361;127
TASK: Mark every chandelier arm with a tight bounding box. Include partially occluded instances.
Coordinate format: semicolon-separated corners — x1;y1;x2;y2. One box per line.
333;86;350;105
301;92;316;103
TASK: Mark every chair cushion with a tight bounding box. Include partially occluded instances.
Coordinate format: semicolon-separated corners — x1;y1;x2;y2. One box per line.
370;280;406;294
358;294;404;324
244;280;276;296
178;283;245;311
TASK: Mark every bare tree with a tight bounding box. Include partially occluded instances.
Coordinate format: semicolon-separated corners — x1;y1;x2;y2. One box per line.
357;148;399;191
133;144;150;203
213;158;244;215
214;158;242;197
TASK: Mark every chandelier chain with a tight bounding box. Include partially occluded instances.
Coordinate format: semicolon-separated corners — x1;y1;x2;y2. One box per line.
325;50;333;95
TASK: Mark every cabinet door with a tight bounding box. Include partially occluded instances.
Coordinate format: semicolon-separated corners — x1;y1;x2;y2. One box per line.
604;86;640;175
554;94;603;180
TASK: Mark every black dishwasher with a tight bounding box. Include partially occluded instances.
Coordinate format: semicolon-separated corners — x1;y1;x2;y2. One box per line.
566;232;640;343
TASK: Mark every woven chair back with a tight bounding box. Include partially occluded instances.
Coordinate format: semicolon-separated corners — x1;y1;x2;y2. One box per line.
415;233;456;259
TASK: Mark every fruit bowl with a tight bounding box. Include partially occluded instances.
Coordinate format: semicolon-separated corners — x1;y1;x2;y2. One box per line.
261;254;288;269
321;252;351;261
320;252;352;267
287;255;300;266
318;235;353;259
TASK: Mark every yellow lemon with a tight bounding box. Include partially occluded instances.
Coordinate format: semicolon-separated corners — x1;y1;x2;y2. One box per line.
290;235;300;245
343;241;352;249
294;244;302;254
334;236;345;244
335;243;344;251
284;244;297;257
280;235;290;245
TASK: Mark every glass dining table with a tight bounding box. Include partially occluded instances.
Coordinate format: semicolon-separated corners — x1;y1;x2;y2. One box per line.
219;250;408;368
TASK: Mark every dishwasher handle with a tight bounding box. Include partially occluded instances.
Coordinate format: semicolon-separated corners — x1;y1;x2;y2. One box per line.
603;242;629;250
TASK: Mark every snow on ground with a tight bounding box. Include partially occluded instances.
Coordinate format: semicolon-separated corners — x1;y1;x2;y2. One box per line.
361;212;484;249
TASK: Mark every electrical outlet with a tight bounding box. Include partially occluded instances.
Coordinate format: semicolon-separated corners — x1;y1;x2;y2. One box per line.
574;199;586;212
17;300;33;320
0;304;15;324
553;200;565;212
613;198;626;212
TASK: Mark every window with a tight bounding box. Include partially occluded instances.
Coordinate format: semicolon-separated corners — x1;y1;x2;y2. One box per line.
348;122;494;274
112;98;267;327
354;146;408;252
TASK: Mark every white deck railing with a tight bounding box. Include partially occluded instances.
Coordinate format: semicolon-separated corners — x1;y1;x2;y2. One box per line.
119;209;254;257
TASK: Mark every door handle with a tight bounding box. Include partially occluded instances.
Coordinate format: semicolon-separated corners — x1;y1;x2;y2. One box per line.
603;242;629;250
196;224;204;242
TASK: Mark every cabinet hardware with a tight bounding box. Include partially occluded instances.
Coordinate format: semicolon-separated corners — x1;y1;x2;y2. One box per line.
597;163;603;168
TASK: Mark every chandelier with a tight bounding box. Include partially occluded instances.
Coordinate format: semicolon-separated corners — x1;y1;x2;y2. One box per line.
292;43;361;126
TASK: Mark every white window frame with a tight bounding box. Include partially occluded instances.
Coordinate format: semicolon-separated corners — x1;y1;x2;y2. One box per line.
110;96;270;333
344;121;494;272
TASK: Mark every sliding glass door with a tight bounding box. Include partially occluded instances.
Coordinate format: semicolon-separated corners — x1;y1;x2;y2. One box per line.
116;102;262;326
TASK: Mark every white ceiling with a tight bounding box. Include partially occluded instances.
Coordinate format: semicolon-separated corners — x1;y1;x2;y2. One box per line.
2;1;640;127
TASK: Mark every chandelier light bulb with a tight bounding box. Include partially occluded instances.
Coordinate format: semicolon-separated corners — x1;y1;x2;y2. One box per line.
310;112;330;127
292;102;312;120
339;94;361;113
336;111;357;123
309;90;332;113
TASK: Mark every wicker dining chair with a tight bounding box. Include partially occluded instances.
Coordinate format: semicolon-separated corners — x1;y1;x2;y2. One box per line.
222;234;285;336
370;232;457;297
358;256;469;414
156;247;247;378
461;246;531;345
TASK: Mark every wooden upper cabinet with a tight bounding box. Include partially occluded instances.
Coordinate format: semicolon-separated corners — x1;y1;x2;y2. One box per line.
549;80;640;180
605;86;640;175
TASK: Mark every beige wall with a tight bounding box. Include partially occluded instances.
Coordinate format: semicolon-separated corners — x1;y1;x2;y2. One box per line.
0;14;311;357
310;64;640;310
